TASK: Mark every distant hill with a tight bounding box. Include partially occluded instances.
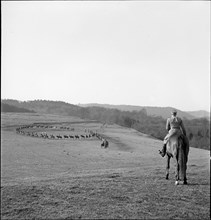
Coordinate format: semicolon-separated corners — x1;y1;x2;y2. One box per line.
2;100;209;120
187;110;210;119
78;103;197;120
1;99;80;116
1;103;35;113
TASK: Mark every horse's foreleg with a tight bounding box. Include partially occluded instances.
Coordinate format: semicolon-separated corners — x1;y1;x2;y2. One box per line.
166;155;170;180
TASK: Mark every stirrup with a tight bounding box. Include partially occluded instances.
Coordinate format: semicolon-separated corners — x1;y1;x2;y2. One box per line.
159;150;166;157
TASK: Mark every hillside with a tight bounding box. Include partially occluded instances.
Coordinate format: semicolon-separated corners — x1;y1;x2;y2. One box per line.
1;103;35;113
1;99;81;116
78;103;196;120
187;110;210;119
1;112;210;219
3;99;208;120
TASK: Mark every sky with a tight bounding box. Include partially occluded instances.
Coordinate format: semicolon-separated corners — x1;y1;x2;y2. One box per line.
1;1;210;112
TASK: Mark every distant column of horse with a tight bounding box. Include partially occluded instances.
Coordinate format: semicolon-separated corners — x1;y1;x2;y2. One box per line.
15;125;99;141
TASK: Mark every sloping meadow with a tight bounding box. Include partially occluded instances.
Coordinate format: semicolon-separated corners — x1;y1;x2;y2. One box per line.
1;113;210;219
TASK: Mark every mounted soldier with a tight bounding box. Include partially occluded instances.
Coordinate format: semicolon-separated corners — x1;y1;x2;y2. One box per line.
159;109;188;157
101;138;109;148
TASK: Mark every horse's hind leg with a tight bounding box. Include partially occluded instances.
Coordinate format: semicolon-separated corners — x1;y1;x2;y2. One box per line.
166;155;170;180
183;158;188;185
183;176;187;185
174;156;180;185
179;144;188;185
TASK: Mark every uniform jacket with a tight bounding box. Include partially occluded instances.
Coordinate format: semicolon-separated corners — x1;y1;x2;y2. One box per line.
166;116;186;136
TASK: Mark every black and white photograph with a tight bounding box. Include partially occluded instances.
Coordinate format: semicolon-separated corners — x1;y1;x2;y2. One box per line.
1;0;210;219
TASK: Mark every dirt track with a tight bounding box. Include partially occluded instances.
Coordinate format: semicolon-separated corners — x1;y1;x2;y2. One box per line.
1;113;210;219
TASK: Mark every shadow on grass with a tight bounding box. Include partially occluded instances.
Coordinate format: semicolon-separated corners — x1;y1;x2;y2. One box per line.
186;182;209;186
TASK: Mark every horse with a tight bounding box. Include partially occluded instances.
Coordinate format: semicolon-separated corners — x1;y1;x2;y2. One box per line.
75;135;80;139
165;134;189;185
104;140;109;148
101;139;109;148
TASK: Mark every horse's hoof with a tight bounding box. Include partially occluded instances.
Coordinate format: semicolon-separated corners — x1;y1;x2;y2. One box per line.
166;174;169;180
183;181;187;185
175;181;179;185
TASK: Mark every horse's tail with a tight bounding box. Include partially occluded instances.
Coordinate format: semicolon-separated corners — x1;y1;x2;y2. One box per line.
178;136;187;181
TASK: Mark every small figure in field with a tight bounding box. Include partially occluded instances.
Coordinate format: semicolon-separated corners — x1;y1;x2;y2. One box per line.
101;138;109;148
159;109;188;157
101;138;105;147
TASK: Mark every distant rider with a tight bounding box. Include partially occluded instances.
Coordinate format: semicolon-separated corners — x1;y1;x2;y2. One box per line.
159;109;187;157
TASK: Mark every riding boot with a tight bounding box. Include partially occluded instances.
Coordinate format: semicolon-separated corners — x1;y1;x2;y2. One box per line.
159;144;166;157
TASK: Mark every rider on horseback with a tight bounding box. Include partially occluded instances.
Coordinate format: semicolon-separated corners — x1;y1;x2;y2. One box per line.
159;109;187;157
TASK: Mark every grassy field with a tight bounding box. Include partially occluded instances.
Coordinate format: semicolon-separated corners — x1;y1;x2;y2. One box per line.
1;113;210;219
